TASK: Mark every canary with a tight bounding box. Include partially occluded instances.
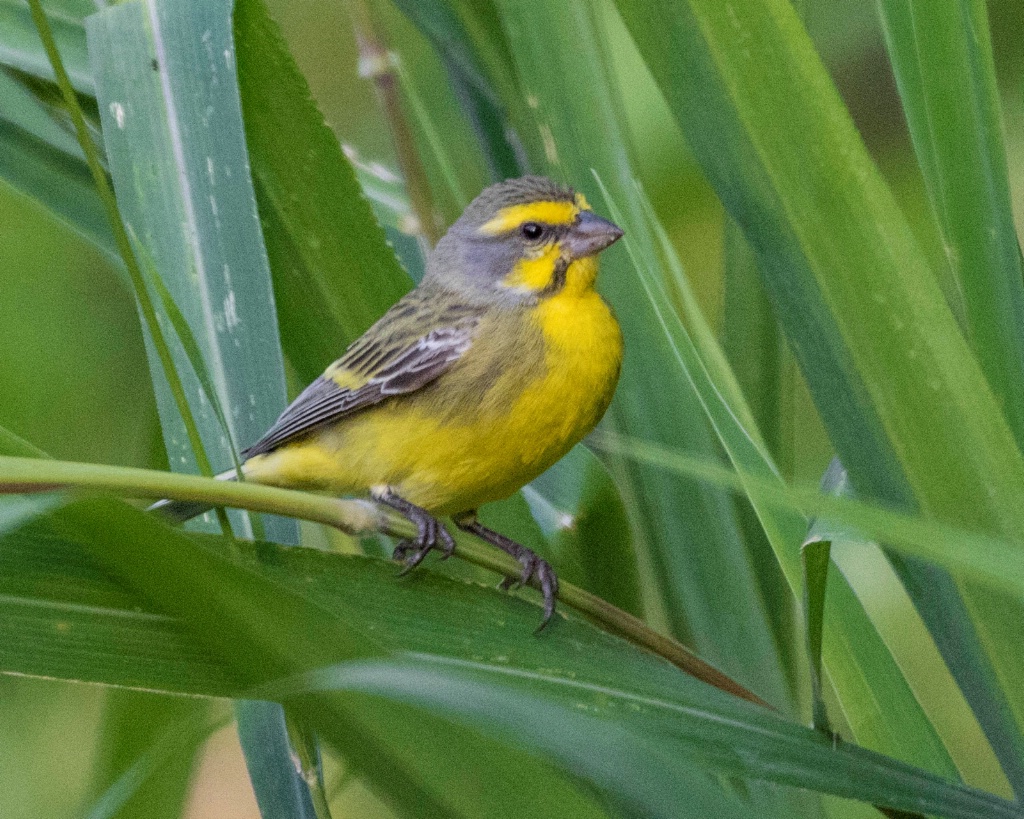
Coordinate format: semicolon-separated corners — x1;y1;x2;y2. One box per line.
158;176;624;627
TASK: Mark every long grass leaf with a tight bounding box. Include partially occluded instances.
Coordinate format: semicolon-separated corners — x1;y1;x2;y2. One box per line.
85;2;293;534
390;0;524;180
589;435;1024;601
645;191;800;684
0;509;615;819
84;695;219;819
234;0;412;385
598;177;958;777
131;233;241;474
0;70;116;255
612;0;1024;761
0;0;92;92
492;0;790;711
46;497;1020;819
85;1;313;814
874;6;1024;789
29;0;224;529
268;655;1014;819
877;0;1024;447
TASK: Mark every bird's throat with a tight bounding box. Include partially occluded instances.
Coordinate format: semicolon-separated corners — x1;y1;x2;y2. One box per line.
504;249;599;298
562;256;599;296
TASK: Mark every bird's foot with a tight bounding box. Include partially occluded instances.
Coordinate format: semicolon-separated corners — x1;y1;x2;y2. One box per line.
391;514;456;574
373;487;455;574
498;547;558;630
454;512;559;631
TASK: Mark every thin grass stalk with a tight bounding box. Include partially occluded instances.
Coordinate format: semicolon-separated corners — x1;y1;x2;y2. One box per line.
26;0;231;535
348;0;440;245
0;453;764;706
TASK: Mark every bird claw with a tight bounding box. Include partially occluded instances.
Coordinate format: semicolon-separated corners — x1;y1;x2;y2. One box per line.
453;513;560;631
498;550;559;631
392;510;455;575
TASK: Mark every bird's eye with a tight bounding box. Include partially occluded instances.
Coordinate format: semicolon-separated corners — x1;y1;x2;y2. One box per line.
521;222;544;241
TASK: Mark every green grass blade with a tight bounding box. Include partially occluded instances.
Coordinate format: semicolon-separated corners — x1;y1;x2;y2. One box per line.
720;223;798;682
0;515;240;695
612;0;1024;524
131;230;258;535
0;66;110;294
721;220;787;466
599;178;959;778
0;63;115;255
635;182;799;677
612;0;1024;762
4;489;1019;814
0;509;614;818
84;694;215;819
86;0;289;538
233;701;319;819
52;498;613;818
492;0;790;710
234;0;413;385
1;66;104;156
390;0;524;180
877;0;1024;447
132;235;241;470
85;1;312;813
887;555;1024;796
0;68;86;155
0;0;92;93
0;115;113;258
802;463;843;738
590;436;1024;603
41;497;1019;819
872;7;1024;784
339;699;612;819
29;0;225;525
276;656;1021;819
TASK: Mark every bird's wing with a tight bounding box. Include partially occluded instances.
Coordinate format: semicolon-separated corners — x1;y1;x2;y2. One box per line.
242;300;481;458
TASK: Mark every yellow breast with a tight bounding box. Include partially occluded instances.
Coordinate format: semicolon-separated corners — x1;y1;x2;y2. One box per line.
403;285;621;513
247;260;622;515
514;284;623;466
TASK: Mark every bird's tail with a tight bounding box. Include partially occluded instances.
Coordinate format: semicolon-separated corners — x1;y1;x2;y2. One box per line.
147;468;239;523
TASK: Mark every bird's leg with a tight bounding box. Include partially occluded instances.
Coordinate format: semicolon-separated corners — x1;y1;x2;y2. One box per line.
453;510;559;630
372;486;455;573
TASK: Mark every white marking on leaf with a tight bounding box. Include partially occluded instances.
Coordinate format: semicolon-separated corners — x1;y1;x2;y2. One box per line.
110;102;126;129
224;290;240;330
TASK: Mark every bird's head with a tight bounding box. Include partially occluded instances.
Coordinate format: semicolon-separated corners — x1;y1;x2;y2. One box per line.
426;176;624;303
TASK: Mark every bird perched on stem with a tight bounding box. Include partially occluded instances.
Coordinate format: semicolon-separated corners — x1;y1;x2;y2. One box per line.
155;176;624;628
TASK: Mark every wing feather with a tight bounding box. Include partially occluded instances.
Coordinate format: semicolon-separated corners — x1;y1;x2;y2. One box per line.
242;318;478;458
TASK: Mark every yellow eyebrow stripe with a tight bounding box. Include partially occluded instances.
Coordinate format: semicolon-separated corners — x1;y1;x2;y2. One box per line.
479;200;580;235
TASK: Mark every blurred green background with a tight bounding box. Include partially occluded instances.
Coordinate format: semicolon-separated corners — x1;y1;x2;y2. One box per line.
1;0;1022;815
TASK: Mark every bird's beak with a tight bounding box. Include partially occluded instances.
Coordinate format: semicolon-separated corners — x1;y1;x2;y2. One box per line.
563;210;624;259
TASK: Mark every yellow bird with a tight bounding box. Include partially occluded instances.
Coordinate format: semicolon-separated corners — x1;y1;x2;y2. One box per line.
161;176;624;627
